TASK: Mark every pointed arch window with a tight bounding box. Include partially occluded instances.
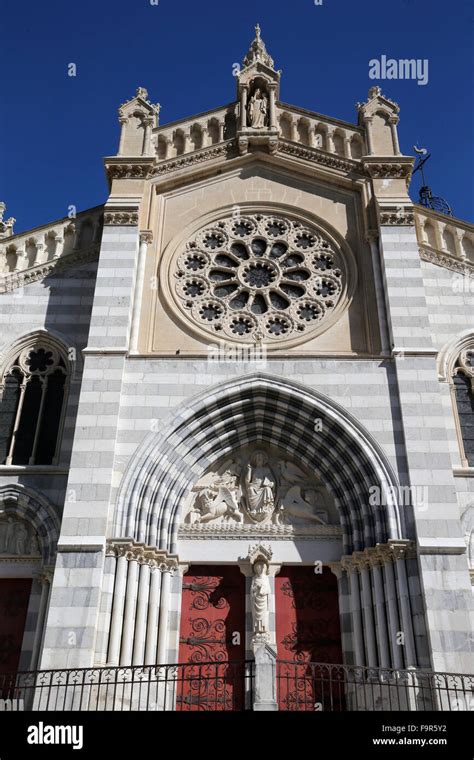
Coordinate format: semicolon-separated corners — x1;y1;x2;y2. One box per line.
0;343;69;466
452;345;474;467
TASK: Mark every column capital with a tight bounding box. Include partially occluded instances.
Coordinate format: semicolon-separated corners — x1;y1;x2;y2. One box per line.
366;229;379;243
352;550;371;571
327;561;344;580
388;539;416;560
340;554;356;573
106;538;179;571
139;230;153;244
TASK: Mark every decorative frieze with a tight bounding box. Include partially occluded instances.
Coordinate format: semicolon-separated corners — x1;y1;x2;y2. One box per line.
103;209;139;226
105;539;178;572
365;162;412;179
278;140;364;175
106;163;154;180
379;207;415;226
153;142;236;176
419;247;474;277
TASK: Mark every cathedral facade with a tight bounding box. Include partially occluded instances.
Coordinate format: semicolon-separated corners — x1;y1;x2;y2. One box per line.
0;27;473;711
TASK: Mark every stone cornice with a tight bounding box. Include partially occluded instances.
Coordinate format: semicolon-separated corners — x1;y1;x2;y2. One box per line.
103;209;139;226
0;245;99;293
105;161;155;180
150;137;367;182
419;246;474;277
277;140;365;175
152;141;237;177
379;206;415;226
106;539;179;571
363;157;414;180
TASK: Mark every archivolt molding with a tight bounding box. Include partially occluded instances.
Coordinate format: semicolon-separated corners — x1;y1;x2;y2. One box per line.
0;484;60;565
114;374;405;555
0;328;82;384
437;330;474;383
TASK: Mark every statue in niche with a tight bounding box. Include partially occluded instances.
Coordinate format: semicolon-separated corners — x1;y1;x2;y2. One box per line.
251;559;271;634
248;88;268;129
14;522;29;555
243;451;276;522
461;505;473;570
0;516;15;553
0;515;39;555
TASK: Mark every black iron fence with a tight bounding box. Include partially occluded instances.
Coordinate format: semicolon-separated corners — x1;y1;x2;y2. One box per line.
277;661;474;712
0;661;254;712
0;661;472;711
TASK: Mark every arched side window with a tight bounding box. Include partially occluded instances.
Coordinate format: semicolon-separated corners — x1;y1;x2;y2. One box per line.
0;342;69;466
452;345;474;467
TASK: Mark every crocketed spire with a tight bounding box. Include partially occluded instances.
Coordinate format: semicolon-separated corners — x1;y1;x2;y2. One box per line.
242;23;275;69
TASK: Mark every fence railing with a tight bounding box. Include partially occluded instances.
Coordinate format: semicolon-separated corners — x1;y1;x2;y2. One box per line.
276;661;474;712
0;661;472;711
0;661;254;712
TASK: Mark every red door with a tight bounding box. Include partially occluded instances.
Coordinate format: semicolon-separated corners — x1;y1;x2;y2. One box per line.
0;579;32;675
276;566;344;711
177;565;245;710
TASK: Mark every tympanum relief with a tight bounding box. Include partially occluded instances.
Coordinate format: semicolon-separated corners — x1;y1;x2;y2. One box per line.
0;514;41;556
181;447;340;537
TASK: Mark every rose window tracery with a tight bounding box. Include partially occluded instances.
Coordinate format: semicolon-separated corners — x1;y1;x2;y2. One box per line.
172;213;347;343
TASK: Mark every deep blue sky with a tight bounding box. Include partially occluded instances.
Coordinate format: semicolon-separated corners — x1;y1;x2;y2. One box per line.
1;0;473;233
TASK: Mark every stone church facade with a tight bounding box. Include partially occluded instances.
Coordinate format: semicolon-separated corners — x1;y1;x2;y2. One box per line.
0;27;472;710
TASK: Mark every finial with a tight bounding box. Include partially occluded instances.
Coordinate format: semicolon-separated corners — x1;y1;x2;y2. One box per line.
0;202;16;239
242;23;275;69
136;86;149;100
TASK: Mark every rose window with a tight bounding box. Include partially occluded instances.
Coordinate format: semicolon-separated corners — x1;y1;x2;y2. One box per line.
173;214;347;343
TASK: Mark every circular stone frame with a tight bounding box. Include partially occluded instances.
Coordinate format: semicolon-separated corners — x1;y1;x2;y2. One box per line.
160;204;357;349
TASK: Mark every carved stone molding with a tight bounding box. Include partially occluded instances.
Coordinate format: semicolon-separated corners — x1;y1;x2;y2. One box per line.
1;246;100;293
178;523;342;539
365;162;412;179
340;555;356;573
341;541;416;571
379;208;415;226
352;550;372;571
153;142;237;176
37;569;54;585
139;230;153;245
106;539;178;572
419;247;474;277
387;539;416;561
247;543;273;564
106;163;154;180
278;140;364;175
103;209;139;226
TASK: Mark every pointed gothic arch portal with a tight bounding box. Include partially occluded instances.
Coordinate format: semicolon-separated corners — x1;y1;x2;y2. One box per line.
108;375;416;682
115;373;405;554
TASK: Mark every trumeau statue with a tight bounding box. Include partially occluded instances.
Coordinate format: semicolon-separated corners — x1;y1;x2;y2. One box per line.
247;88;268;129
251;559;271;634
182;447;336;534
